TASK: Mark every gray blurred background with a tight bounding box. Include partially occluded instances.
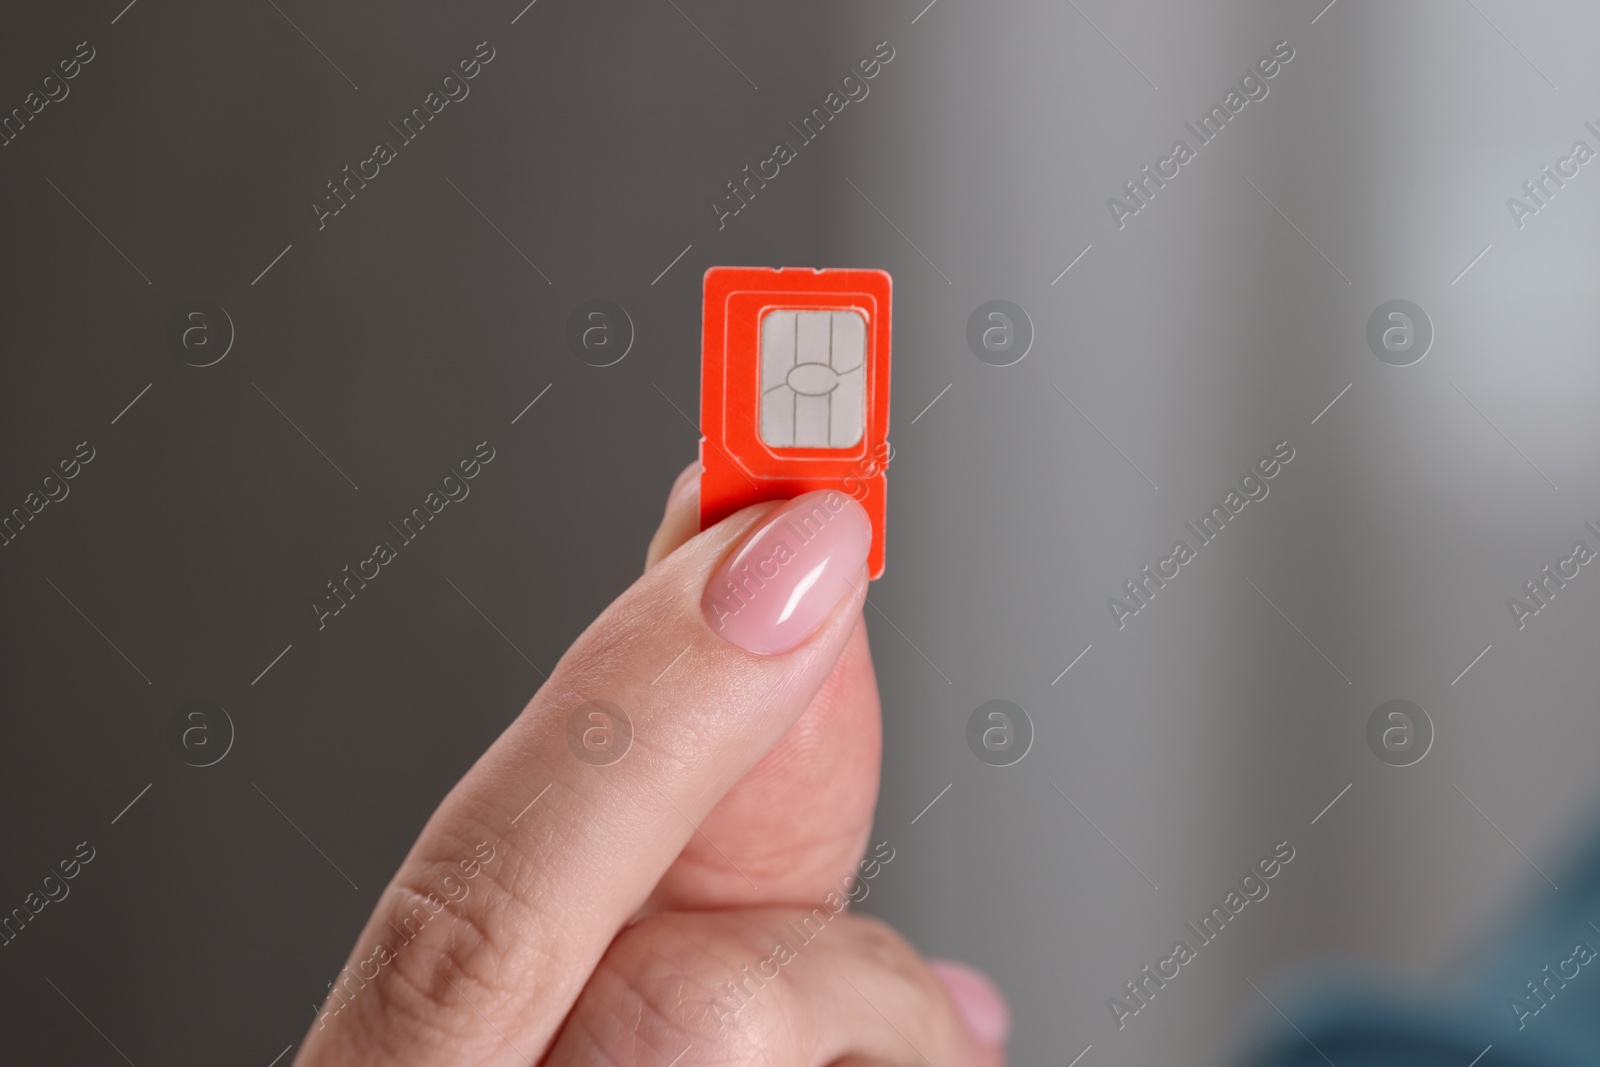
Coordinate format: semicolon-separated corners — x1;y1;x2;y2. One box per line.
4;0;1600;1063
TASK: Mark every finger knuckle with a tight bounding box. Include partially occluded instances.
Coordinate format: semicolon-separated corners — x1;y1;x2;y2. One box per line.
839;914;971;1055
572;916;765;1066
843;913;944;997
333;874;518;1057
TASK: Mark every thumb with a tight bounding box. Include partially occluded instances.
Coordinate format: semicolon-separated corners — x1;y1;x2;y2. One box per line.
640;462;887;909
297;488;875;1066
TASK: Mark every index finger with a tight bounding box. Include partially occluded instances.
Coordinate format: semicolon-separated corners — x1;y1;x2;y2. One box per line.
643;463;886;914
296;489;874;1067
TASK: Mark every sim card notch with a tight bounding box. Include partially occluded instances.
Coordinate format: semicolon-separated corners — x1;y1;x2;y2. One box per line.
700;267;892;578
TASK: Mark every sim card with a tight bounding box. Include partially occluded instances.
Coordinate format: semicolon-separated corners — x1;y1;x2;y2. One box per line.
700;266;892;578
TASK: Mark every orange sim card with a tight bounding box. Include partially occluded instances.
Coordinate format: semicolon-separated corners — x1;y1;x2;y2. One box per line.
699;266;893;579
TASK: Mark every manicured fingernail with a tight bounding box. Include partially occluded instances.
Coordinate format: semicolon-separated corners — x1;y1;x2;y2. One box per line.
930;960;1011;1046
702;490;871;655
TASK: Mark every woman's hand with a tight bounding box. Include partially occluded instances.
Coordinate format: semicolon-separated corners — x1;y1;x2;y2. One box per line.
294;463;1009;1067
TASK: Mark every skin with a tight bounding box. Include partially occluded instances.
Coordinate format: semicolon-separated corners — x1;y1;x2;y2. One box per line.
294;463;1006;1067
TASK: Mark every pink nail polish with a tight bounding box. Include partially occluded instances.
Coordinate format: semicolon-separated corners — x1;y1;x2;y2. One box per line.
702;490;871;655
929;960;1011;1046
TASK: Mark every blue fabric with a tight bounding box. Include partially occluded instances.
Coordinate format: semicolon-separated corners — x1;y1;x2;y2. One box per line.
1238;815;1600;1066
